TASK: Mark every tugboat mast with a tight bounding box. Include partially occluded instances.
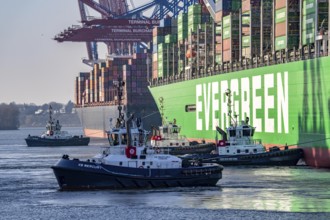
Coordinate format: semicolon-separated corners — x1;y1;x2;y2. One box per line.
158;97;165;124
114;77;125;127
114;77;125;117
225;89;237;127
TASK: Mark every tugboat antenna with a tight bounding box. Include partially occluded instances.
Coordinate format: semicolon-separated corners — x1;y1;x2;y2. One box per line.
114;77;125;127
225;89;237;127
159;97;164;124
49;105;53;123
115;77;125;118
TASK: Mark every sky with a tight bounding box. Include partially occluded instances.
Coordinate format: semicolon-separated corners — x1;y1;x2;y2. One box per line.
0;0;152;106
0;0;93;105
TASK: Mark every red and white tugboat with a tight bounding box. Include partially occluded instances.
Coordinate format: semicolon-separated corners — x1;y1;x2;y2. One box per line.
181;89;304;166
150;97;216;155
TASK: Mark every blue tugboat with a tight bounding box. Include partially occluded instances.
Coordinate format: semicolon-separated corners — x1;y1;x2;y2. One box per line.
52;78;222;190
52;111;223;190
25;106;90;147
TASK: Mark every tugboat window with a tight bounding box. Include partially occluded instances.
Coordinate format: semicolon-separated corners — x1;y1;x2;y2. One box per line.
245;149;249;153
251;128;255;136
142;162;145;165
111;134;119;145
121;134;127;144
119;162;122;166
229;129;236;137
172;127;179;133
150;162;153;165
253;149;257;153
237;149;241;153
243;126;250;136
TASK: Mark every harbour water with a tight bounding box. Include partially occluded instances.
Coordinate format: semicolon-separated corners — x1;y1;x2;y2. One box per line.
1;128;330;220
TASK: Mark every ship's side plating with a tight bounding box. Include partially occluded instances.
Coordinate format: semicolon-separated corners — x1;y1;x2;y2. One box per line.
149;1;330;168
52;158;222;190
149;56;330;168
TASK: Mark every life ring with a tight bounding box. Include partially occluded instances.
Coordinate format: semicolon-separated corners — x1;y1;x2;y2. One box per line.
129;148;135;155
139;166;144;168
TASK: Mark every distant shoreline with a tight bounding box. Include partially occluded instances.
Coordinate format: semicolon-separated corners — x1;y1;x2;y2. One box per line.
20;112;81;128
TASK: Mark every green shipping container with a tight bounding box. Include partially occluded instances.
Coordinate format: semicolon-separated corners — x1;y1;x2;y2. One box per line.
275;35;298;51
165;34;177;43
178;13;188;24
242;36;250;48
302;14;315;30
178;31;188;41
216;26;222;34
303;0;316;15
158;43;169;52
158;61;165;69
188;4;201;15
188;23;205;33
158;52;168;61
215;55;222;64
222;26;231;39
242;12;250;25
275;36;286;50
158;68;163;78
302;29;315;45
275;7;286;24
153;36;164;44
188;15;201;24
222;15;231;28
158;67;173;78
178;23;188;32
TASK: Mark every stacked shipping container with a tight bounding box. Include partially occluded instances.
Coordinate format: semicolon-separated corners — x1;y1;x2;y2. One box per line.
75;72;89;106
241;0;261;59
75;58;129;106
152;27;165;79
123;53;154;106
186;4;214;77
154;17;178;79
214;0;241;63
274;0;300;51
149;0;329;81
222;14;240;62
177;13;188;75
301;0;329;45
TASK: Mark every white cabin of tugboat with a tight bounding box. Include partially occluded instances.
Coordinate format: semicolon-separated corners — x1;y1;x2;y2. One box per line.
217;120;266;156
95;117;182;169
151;121;190;148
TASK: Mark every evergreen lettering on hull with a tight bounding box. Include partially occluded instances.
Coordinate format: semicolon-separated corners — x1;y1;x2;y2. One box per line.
196;72;289;134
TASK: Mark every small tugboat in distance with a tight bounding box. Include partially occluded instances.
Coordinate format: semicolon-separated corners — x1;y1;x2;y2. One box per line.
51;104;223;190
181;89;304;166
150;97;216;155
25;106;90;147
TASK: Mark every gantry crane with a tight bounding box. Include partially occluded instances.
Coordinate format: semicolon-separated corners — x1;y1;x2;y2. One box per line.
54;0;199;66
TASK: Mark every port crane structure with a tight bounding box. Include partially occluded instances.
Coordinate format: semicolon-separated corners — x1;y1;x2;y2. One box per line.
55;0;199;66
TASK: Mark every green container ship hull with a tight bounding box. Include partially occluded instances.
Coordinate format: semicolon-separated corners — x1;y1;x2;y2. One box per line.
149;56;330;168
